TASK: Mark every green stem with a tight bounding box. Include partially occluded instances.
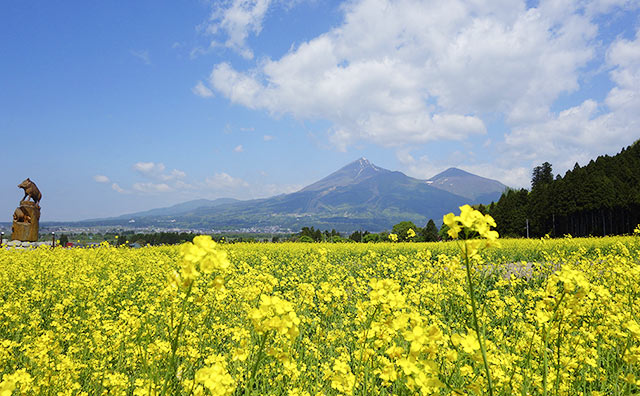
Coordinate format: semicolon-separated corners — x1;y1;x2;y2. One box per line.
160;281;193;396
355;304;380;395
542;291;566;396
543;323;548;396
462;241;494;396
554;320;563;396
245;331;270;395
520;331;536;396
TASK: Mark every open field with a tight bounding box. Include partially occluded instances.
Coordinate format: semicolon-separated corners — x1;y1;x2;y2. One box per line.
1;236;639;395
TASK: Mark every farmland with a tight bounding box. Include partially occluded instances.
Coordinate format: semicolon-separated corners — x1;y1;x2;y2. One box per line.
1;228;639;394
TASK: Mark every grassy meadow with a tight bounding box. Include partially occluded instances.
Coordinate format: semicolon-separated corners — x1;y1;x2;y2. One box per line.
1;231;639;395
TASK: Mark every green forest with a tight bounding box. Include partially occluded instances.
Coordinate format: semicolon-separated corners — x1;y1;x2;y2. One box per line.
488;140;640;238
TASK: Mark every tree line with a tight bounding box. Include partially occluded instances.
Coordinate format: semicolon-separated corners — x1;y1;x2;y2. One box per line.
294;220;441;243
488;141;640;238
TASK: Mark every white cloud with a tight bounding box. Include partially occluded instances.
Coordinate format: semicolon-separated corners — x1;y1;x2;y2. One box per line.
464;164;529;189
132;182;173;193
167;169;187;180
234;144;244;152
174;180;197;190
192;81;214;98
133;162;186;181
130;49;151;65
584;0;639;15
204;0;273;59
206;0;616;149
134;161;164;175
259;182;304;196
503;27;640;178
94;175;110;183
263;134;274;141
205;172;249;189
202;0;640;186
112;183;127;194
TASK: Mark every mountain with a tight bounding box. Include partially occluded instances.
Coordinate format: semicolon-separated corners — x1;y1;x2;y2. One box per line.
73;159;507;232
426;167;507;203
109;198;240;220
300;157;390;192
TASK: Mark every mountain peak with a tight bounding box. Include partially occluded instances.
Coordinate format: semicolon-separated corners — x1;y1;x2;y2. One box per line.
345;157;380;172
426;167;507;201
300;158;389;192
428;167;474;180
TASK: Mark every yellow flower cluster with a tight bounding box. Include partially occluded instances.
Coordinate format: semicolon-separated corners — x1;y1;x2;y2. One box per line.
249;295;301;340
195;355;236;396
368;278;406;311
443;204;499;241
0;369;31;396
326;353;355;395
173;235;231;288
0;234;638;394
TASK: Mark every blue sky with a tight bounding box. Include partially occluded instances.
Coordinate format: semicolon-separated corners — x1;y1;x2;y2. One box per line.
1;0;639;221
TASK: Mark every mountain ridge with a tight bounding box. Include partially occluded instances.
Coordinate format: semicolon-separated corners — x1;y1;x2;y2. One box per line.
72;159;507;232
426;167;507;201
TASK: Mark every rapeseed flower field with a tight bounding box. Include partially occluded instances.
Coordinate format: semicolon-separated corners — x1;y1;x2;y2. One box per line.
1;208;639;395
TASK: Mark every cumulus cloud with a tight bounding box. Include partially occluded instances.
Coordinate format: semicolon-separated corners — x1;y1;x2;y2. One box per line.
584;0;639;15
132;182;173;193
204;0;619;149
234;144;244;152
133;184;171;193
263;134;274;141
504;27;640;176
111;183;127;194
134;161;164;175
204;0;273;59
133;162;187;181
205;172;250;190
168;169;187;180
259;182;304;196
201;0;639;185
94;175;110;183
192;81;214;98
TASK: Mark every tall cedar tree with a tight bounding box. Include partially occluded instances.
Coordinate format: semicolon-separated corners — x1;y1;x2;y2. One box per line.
489;142;640;237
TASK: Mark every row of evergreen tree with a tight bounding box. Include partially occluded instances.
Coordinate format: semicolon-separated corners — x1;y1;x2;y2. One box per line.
488;141;640;238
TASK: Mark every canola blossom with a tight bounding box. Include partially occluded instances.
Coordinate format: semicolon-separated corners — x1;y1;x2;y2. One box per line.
0;225;639;395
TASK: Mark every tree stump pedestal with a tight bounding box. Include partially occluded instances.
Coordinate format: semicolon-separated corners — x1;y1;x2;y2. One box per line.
11;201;40;242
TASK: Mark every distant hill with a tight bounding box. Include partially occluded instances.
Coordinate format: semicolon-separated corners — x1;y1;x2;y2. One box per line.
426;167;507;203
73;159;508;232
90;198;240;221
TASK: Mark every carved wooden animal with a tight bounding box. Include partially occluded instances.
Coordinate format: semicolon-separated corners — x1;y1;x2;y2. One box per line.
18;178;42;206
13;207;31;223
